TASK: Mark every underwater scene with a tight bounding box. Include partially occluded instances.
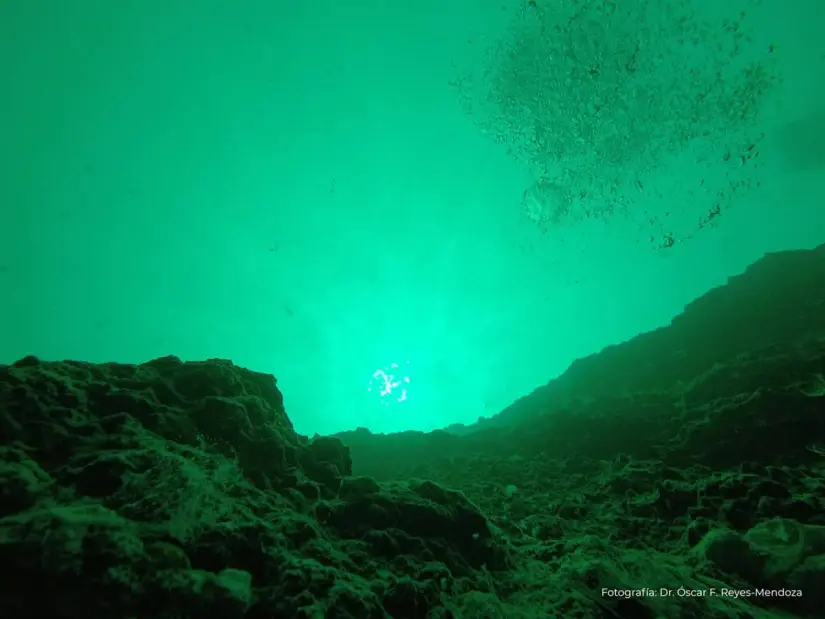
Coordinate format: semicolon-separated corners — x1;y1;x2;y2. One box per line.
1;0;824;617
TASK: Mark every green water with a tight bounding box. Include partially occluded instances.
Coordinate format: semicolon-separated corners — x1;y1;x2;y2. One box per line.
1;0;823;436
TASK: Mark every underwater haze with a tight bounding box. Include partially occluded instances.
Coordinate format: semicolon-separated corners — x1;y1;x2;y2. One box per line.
1;0;823;436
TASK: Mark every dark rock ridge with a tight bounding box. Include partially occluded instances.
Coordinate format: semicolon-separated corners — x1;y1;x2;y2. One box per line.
489;242;825;428
1;243;824;618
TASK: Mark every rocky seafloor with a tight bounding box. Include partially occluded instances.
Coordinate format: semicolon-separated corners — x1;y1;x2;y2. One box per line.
1;243;823;619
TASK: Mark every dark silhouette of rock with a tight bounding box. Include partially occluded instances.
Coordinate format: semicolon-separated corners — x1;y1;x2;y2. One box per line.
2;243;824;618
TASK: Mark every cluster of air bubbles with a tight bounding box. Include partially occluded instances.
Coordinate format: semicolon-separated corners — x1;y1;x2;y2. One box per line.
367;360;411;405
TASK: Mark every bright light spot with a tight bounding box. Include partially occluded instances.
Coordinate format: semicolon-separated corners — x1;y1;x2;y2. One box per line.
367;360;411;405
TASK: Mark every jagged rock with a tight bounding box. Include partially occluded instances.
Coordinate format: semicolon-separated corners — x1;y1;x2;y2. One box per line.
0;356;505;618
